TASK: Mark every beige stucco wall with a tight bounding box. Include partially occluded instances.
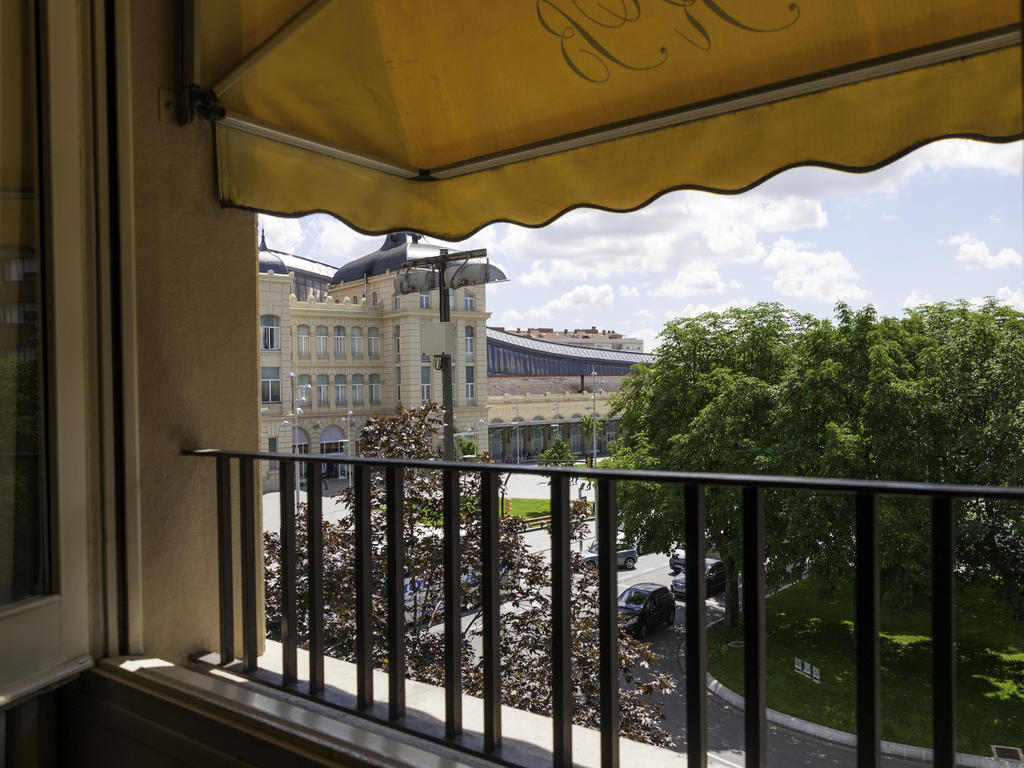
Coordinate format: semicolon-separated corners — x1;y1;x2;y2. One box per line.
128;2;258;661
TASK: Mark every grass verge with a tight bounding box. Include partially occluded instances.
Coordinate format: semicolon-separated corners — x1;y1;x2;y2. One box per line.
706;577;1024;756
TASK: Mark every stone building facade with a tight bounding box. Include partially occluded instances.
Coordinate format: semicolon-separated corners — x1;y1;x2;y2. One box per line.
258;233;489;490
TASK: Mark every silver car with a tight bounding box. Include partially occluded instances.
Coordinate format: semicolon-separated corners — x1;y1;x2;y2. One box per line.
581;543;639;570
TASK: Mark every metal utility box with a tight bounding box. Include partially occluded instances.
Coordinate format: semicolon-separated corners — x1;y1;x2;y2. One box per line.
421;322;456;357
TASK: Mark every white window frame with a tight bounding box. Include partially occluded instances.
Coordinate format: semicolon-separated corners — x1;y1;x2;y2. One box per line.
334;375;347;406
315;325;328;357
334;326;345;356
464;291;475;311
351;327;364;357
369;374;381;404
465;326;474;360
261;315;280;350
297;325;310;357
367;327;380;358
352;374;364;405
261;368;282;403
316;375;329;406
419;290;430;309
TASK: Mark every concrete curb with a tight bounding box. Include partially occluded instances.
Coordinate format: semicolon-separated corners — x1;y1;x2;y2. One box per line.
706;674;1023;767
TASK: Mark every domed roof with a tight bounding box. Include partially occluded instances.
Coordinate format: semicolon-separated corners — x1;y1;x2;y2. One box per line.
257;230;289;275
330;232;423;286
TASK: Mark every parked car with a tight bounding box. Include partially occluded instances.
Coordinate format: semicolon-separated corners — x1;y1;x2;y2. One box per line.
580;543;639;570
668;545;685;574
618;583;675;638
670;558;727;600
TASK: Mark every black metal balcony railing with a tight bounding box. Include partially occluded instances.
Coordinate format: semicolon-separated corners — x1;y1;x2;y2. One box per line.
185;448;1024;768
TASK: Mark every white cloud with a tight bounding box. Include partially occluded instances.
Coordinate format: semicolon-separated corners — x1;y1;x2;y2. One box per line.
258;214;306;254
763;238;867;302
619;285;639;297
628;327;660;353
651;261;727;298
635;309;653;320
499;309;524;326
902;290;934;308
990;215;1001;223
996;286;1024;311
881;214;897;221
529;284;614;320
946;233;1022;270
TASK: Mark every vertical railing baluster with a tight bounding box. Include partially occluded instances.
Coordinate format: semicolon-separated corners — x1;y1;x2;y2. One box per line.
742;486;766;768
216;455;234;666
443;468;463;738
386;465;406;721
855;492;880;768
354;464;373;709
239;457;258;672
684;483;707;768
597;478;619;768
932;496;955;768
307;459;324;693
280;461;298;684
481;470;502;753
550;474;572;767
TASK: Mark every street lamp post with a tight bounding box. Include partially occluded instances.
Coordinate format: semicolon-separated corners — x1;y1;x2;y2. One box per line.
393;247;507;460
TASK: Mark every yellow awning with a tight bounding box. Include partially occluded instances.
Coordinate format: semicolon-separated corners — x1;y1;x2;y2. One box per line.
194;1;1022;240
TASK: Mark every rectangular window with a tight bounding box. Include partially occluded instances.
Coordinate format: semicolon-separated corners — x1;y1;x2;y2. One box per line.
317;374;329;406
421;366;431;404
466;366;475;405
351;327;363;357
393;295;401;309
334;374;347;406
419;290;430;309
315;325;328;357
334;326;345;356
465;326;474;360
394;325;401;361
368;327;380;357
261;367;281;403
449;291;455;310
464;291;475;311
297;325;310;357
395;367;402;404
352;374;364;405
369;374;381;404
371;290;378;306
261;315;280;350
268;437;278;471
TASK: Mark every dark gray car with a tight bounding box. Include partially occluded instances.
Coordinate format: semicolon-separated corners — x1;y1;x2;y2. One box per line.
671;558;726;600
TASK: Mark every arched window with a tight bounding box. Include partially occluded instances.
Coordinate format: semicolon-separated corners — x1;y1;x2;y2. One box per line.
352;374;364;405
351;327;364;357
367;327;380;357
296;325;310;357
334;374;346;405
315;325;328;357
369;374;381;404
465;325;474;360
333;325;345;356
260;315;280;350
316;374;329;406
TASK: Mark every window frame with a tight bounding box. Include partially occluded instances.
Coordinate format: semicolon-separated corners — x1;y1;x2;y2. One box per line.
351;374;364;405
334;374;347;406
351;327;363;357
369;374;381;404
261;367;282;403
367;326;380;358
315;325;328;357
333;325;345;357
296;325;310;357
261;315;280;350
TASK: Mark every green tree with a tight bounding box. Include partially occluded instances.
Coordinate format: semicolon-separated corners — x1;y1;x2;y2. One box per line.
265;404;677;744
537;435;576;467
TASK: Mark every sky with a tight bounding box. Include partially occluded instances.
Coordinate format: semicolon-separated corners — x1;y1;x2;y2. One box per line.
258;138;1023;353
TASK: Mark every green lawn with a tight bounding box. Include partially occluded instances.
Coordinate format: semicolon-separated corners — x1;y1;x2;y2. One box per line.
504;497;593;520
707;578;1024;756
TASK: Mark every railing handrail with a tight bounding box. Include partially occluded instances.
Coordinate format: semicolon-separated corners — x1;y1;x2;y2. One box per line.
183;447;1024;499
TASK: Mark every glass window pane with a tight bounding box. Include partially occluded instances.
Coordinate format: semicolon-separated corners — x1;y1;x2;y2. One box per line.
1;1;48;605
